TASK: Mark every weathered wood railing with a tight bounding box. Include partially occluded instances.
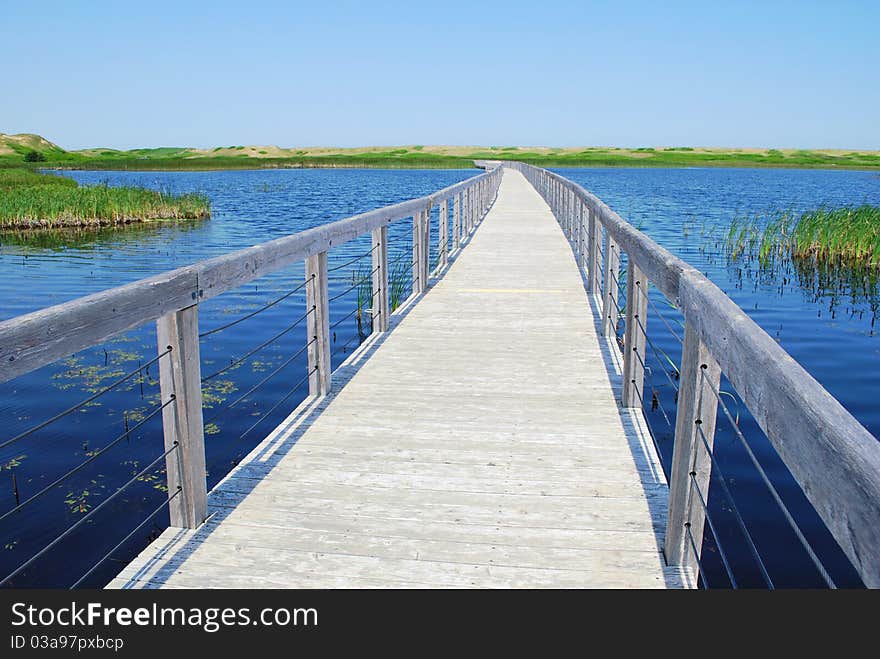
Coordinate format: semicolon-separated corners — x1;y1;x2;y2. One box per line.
0;167;501;580
508;161;880;588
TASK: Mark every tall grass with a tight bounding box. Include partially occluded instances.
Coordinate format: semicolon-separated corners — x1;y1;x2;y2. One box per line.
0;169;210;229
724;205;880;268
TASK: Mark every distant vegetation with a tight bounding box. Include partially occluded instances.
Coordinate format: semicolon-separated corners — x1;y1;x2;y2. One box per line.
0;169;210;230
2;133;879;171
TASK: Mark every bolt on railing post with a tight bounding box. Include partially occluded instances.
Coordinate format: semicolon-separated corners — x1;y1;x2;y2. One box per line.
665;322;722;574
439;198;449;269
306;251;331;396
622;262;648;407
453;193;461;249
371;226;389;332
588;209;601;298
156;305;207;529
602;236;621;338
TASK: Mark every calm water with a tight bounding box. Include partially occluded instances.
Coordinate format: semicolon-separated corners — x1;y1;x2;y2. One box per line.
0;166;877;588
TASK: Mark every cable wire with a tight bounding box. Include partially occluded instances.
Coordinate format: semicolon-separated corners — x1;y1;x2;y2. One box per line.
0;349;171;453
1;443;180;587
0;396;175;524
198;278;310;339
204;339;315;426
700;369;836;588
69;486;182;589
201;307;313;382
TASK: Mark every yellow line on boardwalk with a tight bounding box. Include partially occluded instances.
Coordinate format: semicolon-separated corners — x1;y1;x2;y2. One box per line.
454;288;564;294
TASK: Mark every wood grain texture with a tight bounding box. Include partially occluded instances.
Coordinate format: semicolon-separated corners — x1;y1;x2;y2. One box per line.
679;270;880;587
156;305;207;529
602;237;621;339
305;252;330;396
664;322;721;573
112;168;683;589
622;263;648;408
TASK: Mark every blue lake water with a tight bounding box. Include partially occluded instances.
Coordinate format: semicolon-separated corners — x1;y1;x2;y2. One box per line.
0;166;877;588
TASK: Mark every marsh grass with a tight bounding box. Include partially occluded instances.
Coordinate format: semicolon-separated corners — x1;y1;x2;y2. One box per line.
724;206;880;268
0;169;210;229
389;259;411;312
721;205;880;326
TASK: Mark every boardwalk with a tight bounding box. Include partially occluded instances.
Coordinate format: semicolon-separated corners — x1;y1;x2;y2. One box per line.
111;169;692;588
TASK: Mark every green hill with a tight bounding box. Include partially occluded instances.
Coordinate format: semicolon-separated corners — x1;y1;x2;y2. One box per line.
1;133;879;171
0;133;68;160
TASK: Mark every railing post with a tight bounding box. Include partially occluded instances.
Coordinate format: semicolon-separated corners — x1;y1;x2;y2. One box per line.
576;199;585;267
665;323;722;574
156;305;207;529
371;226;389;332
602;236;621;337
462;189;469;237
423;205;431;283
413;209;429;294
412;212;421;293
453;194;461;250
567;189;573;239
622;263;648;407
439;199;449;269
306;251;331;396
588;208;600;297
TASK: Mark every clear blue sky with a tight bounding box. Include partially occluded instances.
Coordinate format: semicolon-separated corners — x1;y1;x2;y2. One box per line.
2;0;878;150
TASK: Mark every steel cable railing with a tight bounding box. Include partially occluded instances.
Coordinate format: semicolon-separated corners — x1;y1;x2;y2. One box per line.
700;368;837;588
1;442;181;587
198;278;311;339
0;349;171;453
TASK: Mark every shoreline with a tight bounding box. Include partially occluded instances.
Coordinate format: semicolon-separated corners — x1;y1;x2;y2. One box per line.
33;161;880;173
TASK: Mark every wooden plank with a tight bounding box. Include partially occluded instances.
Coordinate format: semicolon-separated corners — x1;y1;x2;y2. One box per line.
114;168;679;589
602;235;621;338
453;193;461;249
371;226;389;333
588;210;601;298
438;198;449;268
156;305;207;529
305;252;330;396
664;322;721;574
622;262;648;407
0;269;198;384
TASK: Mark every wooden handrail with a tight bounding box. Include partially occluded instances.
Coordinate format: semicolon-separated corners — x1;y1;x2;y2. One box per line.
509;161;880;588
0;169;497;385
0;167;502;538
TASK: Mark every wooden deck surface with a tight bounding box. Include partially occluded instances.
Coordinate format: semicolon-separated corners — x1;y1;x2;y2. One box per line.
111;169;692;589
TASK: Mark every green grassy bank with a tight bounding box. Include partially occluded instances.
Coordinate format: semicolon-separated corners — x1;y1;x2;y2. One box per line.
0;169;210;230
2;133;879;171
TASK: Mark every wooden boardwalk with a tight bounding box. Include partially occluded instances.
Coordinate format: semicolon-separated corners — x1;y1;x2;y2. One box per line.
111;169;692;589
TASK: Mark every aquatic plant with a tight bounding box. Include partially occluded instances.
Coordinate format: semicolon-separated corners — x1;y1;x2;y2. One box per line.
388;259;411;311
722;205;880;327
351;265;374;341
724;205;880;268
0;169;210;229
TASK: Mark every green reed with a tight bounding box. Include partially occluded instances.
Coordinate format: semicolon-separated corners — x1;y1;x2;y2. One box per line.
0;169;210;229
724;205;880;268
